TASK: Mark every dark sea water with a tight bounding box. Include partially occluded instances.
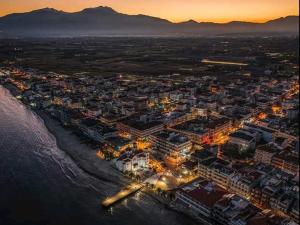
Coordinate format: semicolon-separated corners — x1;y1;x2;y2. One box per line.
0;86;198;225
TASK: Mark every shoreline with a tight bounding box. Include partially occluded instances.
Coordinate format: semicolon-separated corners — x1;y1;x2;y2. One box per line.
1;84;129;189
36;110;129;187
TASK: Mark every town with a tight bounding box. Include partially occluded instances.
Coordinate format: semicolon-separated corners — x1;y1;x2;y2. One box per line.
0;37;299;225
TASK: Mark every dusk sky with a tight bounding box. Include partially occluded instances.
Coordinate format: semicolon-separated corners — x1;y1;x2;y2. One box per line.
0;0;299;22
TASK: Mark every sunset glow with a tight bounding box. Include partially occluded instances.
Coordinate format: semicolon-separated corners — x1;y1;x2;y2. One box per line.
0;0;298;23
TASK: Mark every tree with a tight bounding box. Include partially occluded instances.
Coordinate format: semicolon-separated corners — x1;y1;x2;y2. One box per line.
128;172;134;178
161;190;167;197
169;192;176;200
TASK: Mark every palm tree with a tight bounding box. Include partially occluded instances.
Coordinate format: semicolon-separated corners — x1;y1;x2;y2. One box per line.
136;175;141;181
128;172;134;178
161;190;167;197
169;192;176;200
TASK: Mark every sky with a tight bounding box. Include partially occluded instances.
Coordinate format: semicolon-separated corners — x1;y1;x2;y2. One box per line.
0;0;298;23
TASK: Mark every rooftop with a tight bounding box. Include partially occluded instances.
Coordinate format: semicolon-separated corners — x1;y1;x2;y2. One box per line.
119;113;163;131
257;143;281;154
105;136;132;149
153;130;190;145
173;116;231;135
180;179;228;208
230;131;255;142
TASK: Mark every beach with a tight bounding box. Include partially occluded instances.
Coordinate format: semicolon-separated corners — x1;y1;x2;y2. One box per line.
36;110;129;187
2;82;128;187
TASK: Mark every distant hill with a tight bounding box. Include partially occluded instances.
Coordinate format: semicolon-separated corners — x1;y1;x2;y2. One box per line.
0;6;298;37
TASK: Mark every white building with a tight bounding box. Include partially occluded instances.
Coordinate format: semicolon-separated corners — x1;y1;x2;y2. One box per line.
116;150;149;173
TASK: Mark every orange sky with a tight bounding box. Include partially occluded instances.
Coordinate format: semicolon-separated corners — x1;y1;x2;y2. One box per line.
0;0;298;22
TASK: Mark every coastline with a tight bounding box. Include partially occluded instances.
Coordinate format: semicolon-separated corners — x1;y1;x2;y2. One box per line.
1;84;129;188
36;110;129;186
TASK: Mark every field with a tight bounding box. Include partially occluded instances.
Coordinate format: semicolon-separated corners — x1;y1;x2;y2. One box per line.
0;36;298;77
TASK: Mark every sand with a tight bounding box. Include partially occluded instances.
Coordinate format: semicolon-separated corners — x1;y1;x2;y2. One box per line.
36;110;129;187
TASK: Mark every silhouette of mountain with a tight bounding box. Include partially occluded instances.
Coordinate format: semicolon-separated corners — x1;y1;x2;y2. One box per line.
0;6;298;37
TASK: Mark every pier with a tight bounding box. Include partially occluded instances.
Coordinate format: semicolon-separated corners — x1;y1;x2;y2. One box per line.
102;183;144;207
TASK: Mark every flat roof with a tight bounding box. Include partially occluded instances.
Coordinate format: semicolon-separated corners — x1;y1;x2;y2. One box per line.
105;136;132;148
173;116;230;135
230;132;255;142
257;144;281;154
244;123;276;133
123;119;162;131
153;130;190;145
191;150;215;161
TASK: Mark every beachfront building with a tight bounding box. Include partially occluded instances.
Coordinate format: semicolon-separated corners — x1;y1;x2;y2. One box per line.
174;178;228;220
77;118;118;142
104;136;133;154
115;150;150;174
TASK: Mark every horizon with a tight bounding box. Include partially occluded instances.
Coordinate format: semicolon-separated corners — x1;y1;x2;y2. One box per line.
0;0;299;23
0;1;299;225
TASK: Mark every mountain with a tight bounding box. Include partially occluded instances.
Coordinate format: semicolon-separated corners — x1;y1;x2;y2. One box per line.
262;16;299;31
0;6;298;37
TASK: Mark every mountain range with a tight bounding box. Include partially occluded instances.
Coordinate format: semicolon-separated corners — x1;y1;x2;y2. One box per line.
0;6;298;37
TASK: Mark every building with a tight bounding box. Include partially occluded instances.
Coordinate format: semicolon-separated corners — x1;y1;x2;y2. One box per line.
289;198;299;224
230;171;264;200
150;130;192;156
254;143;281;164
286;106;299;120
198;158;235;190
243;123;276;143
117;114;164;138
229;131;256;152
174;179;228;220
211;194;259;225
271;149;299;175
270;191;295;218
191;149;215;163
115;150;149;174
77;118;118;142
104;136;133;154
251;174;284;208
247;210;295;225
171;116;232;144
